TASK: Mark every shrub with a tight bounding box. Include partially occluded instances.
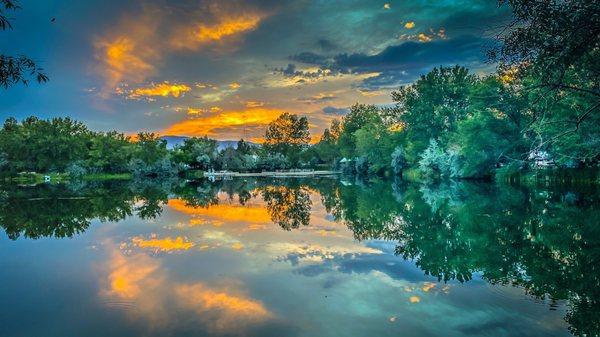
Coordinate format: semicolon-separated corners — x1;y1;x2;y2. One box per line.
355;156;369;176
391;147;407;175
418;139;459;179
66;161;88;178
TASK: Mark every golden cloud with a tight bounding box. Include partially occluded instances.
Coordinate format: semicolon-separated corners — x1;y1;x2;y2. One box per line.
171;12;266;51
176;283;272;331
168;199;272;226
418;33;432;42
404;21;415;29
409;296;421;303
99;244;272;332
131;235;195;252
187;106;223;116
127;82;192;99
162;107;284;138
94;5;267;95
93;8;161;93
102;249;162;300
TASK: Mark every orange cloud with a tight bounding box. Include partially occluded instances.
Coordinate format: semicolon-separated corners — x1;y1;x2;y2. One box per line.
93;8;161;93
95;5;266;95
168;199;272;225
176;283;271;331
127;82;191;99
171;12;266;51
187;106;224;116
99;244;272;332
418;33;432;42
102;249;162;299
421;282;436;292
162;107;284;138
131;235;195;252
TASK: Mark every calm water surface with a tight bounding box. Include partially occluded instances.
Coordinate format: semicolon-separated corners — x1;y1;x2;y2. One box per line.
0;177;598;337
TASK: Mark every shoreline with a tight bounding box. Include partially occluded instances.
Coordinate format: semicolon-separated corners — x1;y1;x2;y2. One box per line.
204;170;340;178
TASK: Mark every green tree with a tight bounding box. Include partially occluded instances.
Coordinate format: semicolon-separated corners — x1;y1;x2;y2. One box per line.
0;116;91;172
172;136;218;170
264;113;310;166
391;66;475;163
129;133;175;177
354;121;399;175
491;0;600;165
337;104;381;158
87;131;134;173
312;119;342;165
0;0;48;88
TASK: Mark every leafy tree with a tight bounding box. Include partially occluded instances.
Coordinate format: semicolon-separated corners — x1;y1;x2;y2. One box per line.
236;139;253;155
451;111;521;178
261;185;312;230
391;66;475;163
172;136;218;170
418;139;459;179
129;133;175;177
354;120;399;175
490;0;600;164
0;0;48;88
87;131;133;173
218;147;244;171
257;152;290;171
491;0;599;99
0;116;91;172
337;104;381;158
312;119;342;165
264;113;310;165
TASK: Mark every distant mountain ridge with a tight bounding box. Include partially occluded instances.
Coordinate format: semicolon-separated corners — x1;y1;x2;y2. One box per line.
160;136;257;151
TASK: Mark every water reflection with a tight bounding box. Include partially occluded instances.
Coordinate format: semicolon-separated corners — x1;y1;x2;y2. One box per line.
0;178;597;336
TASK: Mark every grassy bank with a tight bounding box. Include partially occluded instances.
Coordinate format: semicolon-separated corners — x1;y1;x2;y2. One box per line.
2;172;133;184
82;173;132;181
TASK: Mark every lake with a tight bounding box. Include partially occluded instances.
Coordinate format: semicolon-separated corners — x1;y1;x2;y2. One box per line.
0;177;597;337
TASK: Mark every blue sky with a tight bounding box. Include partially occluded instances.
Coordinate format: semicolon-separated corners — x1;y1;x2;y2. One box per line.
0;0;510;140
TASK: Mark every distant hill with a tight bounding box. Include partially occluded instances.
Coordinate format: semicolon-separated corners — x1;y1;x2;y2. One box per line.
160;136;257;151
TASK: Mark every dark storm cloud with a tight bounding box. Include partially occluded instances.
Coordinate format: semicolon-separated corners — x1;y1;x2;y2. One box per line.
332;35;487;72
290;52;332;66
283;35;490;90
274;63;331;80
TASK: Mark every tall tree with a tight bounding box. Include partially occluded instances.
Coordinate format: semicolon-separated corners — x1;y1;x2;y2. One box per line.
264;113;310;165
391;66;475;163
491;0;600;163
337;104;381;158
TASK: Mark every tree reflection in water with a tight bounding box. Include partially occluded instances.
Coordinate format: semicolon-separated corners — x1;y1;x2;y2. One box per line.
0;177;597;336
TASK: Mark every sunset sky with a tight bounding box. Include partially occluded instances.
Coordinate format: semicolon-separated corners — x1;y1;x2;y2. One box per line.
0;0;510;141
